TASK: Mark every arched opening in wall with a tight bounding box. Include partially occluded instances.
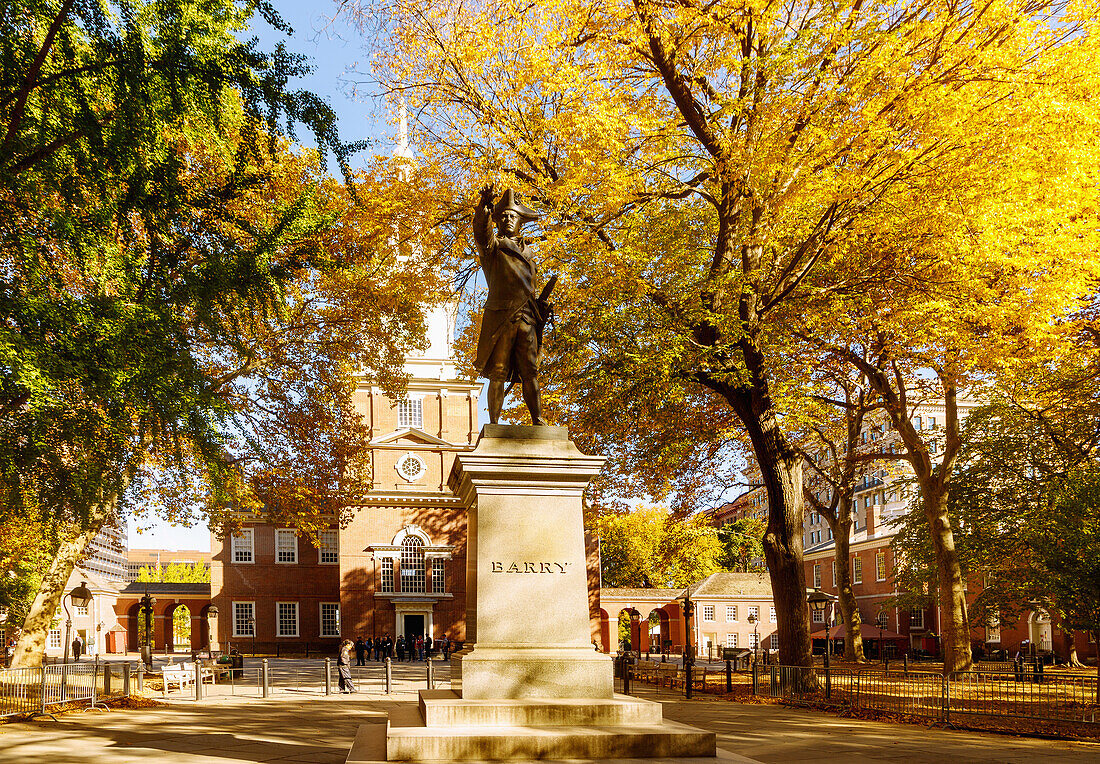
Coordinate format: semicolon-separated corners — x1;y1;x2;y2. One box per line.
401;536;426;593
169;604;192;652
647;608;671;654
617;608;641;653
1030;610;1053;653
126;603;142;652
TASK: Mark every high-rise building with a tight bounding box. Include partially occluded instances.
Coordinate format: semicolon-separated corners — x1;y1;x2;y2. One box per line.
81;518;128;582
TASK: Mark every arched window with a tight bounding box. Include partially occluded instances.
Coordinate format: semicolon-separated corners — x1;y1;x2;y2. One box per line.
400;536;426;593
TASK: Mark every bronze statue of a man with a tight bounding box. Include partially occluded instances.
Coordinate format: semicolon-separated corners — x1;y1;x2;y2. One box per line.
473;185;551;425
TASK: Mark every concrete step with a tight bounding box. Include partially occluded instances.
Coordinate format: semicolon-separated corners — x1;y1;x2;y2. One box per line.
418;689;665;727
383;716;716;761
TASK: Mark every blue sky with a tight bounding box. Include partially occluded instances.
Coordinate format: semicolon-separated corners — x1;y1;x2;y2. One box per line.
129;1;386;551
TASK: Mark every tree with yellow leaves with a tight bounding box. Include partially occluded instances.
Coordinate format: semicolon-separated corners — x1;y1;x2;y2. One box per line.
345;0;1100;670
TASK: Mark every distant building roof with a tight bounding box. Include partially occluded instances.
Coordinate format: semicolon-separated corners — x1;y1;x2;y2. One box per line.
601;587;685;601
684;571;772;599
119;582;211;596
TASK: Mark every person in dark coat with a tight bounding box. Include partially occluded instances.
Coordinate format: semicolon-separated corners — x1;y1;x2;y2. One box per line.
425;635;433;659
354;636;366;667
396;636;406;662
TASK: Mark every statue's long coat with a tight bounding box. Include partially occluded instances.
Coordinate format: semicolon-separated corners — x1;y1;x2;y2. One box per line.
472;202;542;382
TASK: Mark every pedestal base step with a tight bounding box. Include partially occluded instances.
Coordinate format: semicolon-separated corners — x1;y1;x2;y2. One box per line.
361;703;715;762
419;690;664;727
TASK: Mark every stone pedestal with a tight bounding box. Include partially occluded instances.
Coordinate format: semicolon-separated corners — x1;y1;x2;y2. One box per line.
449;424;613;699
348;425;716;762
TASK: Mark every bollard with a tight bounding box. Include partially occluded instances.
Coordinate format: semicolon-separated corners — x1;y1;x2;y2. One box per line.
137;664;144;695
123;663;131;697
324;658;332;695
104;663;112;696
384;657;392;694
903;653;909;677
884;657;889;676
262;658;270;698
725;659;732;693
194;662;202;701
751;662;758;695
427;659;435;690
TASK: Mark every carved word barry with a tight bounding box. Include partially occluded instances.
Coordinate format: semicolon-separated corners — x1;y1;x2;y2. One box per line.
490;561;571;574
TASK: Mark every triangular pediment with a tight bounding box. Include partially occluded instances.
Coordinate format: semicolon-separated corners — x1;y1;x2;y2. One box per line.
371;427;453;447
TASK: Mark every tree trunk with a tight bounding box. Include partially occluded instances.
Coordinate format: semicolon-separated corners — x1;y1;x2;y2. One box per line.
1094;631;1100;705
1066;631;1086;668
832;501;865;661
11;496;117;668
749;427;813;670
922;487;972;673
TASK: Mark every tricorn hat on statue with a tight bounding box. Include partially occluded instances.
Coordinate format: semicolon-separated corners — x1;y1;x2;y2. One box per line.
492;188;539;224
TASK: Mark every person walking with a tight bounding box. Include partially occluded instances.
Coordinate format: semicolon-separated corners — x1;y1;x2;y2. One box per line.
440;636;450;660
396;635;406;662
354;636;366;667
337;639;357;694
416;635;424;661
72;635;83;662
425;635;433;659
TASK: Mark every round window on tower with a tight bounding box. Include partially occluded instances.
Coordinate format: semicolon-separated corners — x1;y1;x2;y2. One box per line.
396;453;426;482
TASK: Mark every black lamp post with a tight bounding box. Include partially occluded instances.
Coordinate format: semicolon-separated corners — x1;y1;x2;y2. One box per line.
807;588;838;698
682;594;695;699
747;612;759;666
139;585;157;667
62;581;92;664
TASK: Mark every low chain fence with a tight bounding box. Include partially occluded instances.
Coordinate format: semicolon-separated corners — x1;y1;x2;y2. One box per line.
156;657;450;701
2;662;135;719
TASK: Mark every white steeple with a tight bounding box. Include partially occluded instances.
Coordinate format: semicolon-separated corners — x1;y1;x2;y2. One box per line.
393;98;414;161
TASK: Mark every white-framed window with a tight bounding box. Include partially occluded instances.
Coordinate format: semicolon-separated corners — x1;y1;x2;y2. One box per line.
769;607;777;623
431;559;448;594
233;602;255;637
320;603;340;637
275;529;298;564
876;611;889;629
381;558;395;593
398;398;423;429
726;633;738;648
813;564;821;589
702;605;715;621
232;529;254;564
47;629;62;649
812;608;825;623
770;634;779;650
832;561;837;587
876;551;887;581
400;537;426;593
317;530;339;564
749;632;760;649
909;608;924;629
276;602;299;638
852;556;863;584
987;622;1001;642
75;604;89;616
726;606;738;622
747;606;759;622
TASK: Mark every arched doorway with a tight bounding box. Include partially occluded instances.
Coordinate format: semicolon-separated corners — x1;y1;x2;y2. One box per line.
168;604;192;652
647;608;671;654
1030;610;1053;652
617;608;642;652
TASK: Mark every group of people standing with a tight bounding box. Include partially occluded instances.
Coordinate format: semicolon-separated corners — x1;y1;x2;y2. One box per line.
351;634;449;665
336;633;453;693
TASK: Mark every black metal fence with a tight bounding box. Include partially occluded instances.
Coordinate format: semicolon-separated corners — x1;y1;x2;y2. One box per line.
753;664;1100;727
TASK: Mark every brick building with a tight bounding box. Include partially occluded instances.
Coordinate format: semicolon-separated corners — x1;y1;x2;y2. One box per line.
210;304;482;653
